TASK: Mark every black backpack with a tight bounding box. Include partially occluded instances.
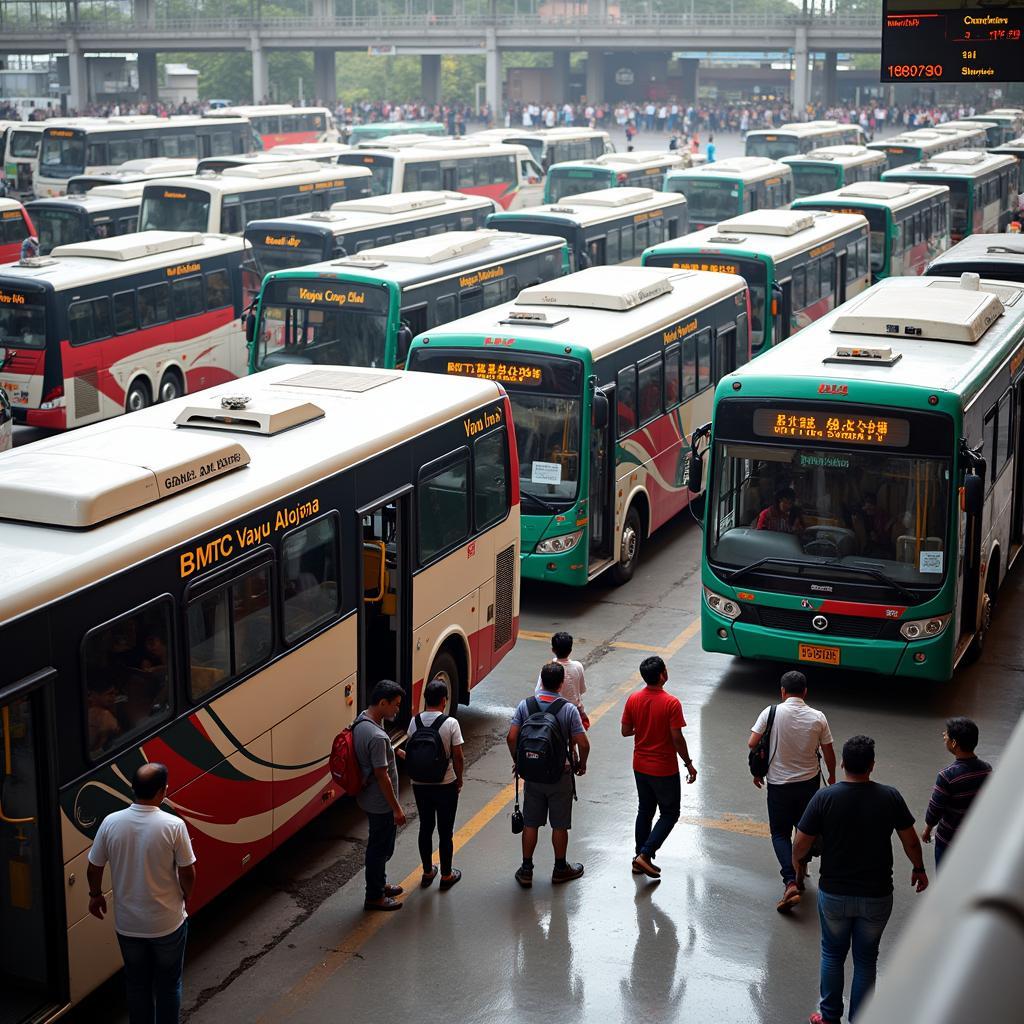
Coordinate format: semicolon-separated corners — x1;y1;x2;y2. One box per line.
405;714;450;784
515;696;571;785
748;704;777;779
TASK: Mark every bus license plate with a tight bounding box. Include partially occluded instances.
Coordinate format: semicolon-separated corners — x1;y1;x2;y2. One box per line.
798;643;840;666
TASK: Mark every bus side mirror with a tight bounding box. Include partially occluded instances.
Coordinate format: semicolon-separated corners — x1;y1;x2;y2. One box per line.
245;310;255;345
771;284;783;318
396;324;413;368
964;471;984;517
687;449;704;494
592;390;609;430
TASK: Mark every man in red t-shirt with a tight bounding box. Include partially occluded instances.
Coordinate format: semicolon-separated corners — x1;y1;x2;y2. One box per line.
621;655;698;878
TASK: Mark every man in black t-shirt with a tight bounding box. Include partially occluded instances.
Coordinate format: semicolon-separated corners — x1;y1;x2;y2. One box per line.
793;735;928;1024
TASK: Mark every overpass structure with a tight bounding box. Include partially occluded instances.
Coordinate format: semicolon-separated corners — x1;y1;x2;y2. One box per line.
0;3;884;115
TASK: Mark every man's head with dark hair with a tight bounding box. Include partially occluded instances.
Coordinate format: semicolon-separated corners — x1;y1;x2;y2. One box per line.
945;716;979;753
640;655;667;687
780;670;808;696
369;679;405;723
842;735;875;776
551;631;574;659
540;662;565;692
774;486;796;509
424;678;449;710
133;762;168;801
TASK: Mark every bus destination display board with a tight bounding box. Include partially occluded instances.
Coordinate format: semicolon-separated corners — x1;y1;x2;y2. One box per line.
882;2;1024;83
752;408;911;447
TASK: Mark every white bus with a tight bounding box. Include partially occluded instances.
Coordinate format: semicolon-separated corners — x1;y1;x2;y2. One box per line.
65;158;199;195
195;142;351;174
1;121;47;200
137;161;374;235
782;145;888;199
0;230;252;429
467;126;614;170
204;104;339;147
0;362;520;1024
27;183;146;255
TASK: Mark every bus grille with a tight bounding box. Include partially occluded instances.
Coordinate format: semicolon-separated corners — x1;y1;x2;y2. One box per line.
74;370;100;418
493;543;515;650
746;606;887;640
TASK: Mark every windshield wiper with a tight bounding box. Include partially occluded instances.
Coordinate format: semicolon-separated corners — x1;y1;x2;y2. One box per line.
823;560;919;604
726;556;809;584
520;490;566;514
726;556;919;603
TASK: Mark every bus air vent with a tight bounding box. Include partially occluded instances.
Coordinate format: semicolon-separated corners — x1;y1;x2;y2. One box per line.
51;231;205;261
831;286;1003;345
276;368;396;393
717;210;816;236
339;192;450;215
330;257;388;269
498;310;570;328
0;427;250;528
220;161;324;179
548;206;578;214
839;182;911;201
925;277;1023;307
360;230;497;264
824;345;902;367
570;187;654;207
709;234;745;244
516;266;673;311
308;210;349;222
174;394;324;435
929;150;988;166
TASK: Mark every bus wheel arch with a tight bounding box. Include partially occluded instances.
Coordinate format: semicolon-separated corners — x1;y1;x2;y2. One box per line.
125;375;153;413
158;366;185;404
426;633;469;717
968;547;1000;662
611;494;648;585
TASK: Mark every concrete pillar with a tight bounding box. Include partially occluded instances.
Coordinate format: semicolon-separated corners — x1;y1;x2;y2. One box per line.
485;28;502;120
792;23;809;119
313;0;332;19
552;49;570;105
251;34;268;104
133;0;156;29
66;38;88;113
822;50;838;107
585;50;604;105
314;50;335;105
421;53;441;106
137;50;158;104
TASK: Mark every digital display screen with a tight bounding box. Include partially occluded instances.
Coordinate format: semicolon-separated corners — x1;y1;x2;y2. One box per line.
408;348;583;395
752;408;911;447
667;260;740;275
882;2;1024;83
262;278;389;314
445;359;544;386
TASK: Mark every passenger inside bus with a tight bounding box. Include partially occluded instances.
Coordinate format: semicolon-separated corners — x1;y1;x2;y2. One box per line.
755;487;807;535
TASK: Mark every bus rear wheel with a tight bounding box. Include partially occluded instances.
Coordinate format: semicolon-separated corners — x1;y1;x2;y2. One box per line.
158;370;184;404
427;649;462;720
611;505;642;585
125;379;151;414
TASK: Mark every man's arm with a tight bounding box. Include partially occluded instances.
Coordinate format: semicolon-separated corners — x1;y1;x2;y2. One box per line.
373;765;406;825
86;862;107;920
506;723;520;762
922;774;948;843
897;825;929;892
177;863;196;904
573;731;590;775
792;827;816;877
671;728;697;783
452;744;465;792
821;742;837;785
747;730;762;750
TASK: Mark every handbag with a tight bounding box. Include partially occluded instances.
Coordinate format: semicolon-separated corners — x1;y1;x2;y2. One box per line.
748;704;777;778
511;773;524;835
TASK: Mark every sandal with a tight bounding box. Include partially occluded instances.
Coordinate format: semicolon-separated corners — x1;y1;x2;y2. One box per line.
439;869;462;891
420;866;438;889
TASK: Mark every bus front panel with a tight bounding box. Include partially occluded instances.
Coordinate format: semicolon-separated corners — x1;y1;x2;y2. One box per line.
139;185;212;234
247;225;333;275
544;167;611;204
667;178;743;231
791;164;842;200
0;282;61;426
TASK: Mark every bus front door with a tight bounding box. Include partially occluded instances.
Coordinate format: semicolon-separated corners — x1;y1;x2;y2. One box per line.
0;669;66;1024
1011;379;1024;554
359;493;412;723
588;389;613;567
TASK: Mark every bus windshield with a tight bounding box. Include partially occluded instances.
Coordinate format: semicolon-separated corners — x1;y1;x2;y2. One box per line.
672;179;741;223
548;170;605;203
34;207;87;254
256;279;391;369
708;439;950;588
253;241;325;274
9;131;40;158
792;166;840;198
40;133;85;178
139;188;211;233
747;135;798;160
339;156;393;196
0;290;47;349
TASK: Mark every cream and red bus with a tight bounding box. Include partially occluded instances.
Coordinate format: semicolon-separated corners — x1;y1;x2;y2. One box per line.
204;104;339;147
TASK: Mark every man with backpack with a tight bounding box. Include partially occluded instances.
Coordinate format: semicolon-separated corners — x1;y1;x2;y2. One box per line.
506;662;590;888
404;678;465;891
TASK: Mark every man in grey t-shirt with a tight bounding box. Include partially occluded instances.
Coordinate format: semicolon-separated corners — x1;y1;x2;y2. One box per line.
354;679;406;911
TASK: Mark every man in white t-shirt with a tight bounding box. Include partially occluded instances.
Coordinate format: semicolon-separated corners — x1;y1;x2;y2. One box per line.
405;678;465;891
87;762;196;1023
535;631;588;728
748;671;835;912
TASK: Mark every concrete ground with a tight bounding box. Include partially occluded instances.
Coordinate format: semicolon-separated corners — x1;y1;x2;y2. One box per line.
67;506;1024;1024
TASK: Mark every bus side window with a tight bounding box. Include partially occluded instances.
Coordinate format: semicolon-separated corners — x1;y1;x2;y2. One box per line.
113;290;137;335
138;282;171;328
460;287;484;316
820;252;835;298
173;276;205;320
222;202;243;235
616;365;637;437
984;407;998;491
279;193;314;216
682;335;697;398
997;391;1014;477
206;269;231;310
664;343;682;409
118;215;138;235
696;329;712;391
428;224;445;236
87;142;108;166
714;327;735;380
638;355;663;424
620;222;635;260
893;220;904;255
418;451;471;564
634;219;649;254
281;513;341;644
474;428;510;530
82;598;174;762
437;294;457;323
69;296;113;345
460;214;477;230
605;227;620;264
792;266;806;310
735;312;750;368
805;260;821;305
395;231;413;243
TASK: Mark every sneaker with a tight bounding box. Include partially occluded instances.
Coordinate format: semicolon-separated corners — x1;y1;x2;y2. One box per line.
632;853;661;878
363;896;403;912
420;866;438;889
808;1014;839;1024
439;869;462;892
777;882;801;912
552;862;585;884
515;866;533;889
383;884;404;898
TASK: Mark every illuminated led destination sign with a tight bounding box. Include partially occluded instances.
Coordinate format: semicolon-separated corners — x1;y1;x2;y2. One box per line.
752;408;911;446
445;359;544;386
882;1;1024;83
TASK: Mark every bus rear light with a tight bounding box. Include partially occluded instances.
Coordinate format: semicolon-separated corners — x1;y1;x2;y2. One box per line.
703;585;741;620
41;384;64;408
900;614;950;641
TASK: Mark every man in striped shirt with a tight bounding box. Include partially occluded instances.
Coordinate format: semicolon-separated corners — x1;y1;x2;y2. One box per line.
922;717;992;868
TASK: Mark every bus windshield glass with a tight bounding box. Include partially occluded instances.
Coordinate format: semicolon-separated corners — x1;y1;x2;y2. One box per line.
139;187;211;232
9;131;39;158
40;132;85;178
339;155;393;196
0;289;47;349
792;166;840;198
256;278;391;368
34;207;86;254
746;135;798;160
671;179;741;222
250;231;327;274
548;169;605;203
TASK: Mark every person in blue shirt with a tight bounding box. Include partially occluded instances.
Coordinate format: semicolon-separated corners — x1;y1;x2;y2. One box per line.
706;135;717;163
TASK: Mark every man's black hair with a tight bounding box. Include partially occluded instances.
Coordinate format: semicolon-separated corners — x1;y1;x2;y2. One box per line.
540;662;565;691
133;762;168;800
946;716;979;752
775;486;796;504
551;631;574;659
842;735;875;775
370;679;405;705
781;670;808;696
640;655;666;686
424;678;449;709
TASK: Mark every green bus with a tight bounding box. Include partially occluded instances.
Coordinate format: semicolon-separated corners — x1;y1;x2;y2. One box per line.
347;121;447;144
781;145;888;199
246;229;568;372
406;265;751;586
792;181;950;281
544;151;687;204
692;273;1024;681
642;209;870;355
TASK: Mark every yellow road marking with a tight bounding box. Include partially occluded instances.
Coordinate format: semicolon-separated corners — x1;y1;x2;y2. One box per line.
610;640;667;654
260;615;702;1021
681;813;771;838
518;629;554;643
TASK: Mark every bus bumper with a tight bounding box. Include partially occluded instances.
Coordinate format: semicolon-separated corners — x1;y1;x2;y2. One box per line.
520;549;588;586
703;614;954;682
16;406;67;429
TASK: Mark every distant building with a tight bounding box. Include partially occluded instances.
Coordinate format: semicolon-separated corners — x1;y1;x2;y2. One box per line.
161;63;200;106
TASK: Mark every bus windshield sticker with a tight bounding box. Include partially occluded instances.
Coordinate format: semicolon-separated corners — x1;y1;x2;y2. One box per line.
532;461;563;485
919;551;943;574
752;408;911;447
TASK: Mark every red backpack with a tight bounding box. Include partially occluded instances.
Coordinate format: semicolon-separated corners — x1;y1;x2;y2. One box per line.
329;718;372;795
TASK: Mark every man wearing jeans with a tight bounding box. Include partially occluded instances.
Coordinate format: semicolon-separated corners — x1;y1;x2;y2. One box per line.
87;763;196;1024
793;735;928;1024
622;656;697;879
749;671;836;912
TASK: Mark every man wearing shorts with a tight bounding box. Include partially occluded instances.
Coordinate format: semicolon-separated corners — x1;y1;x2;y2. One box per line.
507;662;590;888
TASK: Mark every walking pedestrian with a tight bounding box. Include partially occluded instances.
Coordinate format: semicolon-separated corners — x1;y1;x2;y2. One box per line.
86;763;196;1024
354;679;407;911
535;630;588;727
507;662;590;888
622;655;697;879
748;670;836;912
793;735;928;1024
405;678;465;891
706;135;716;163
921;716;992;868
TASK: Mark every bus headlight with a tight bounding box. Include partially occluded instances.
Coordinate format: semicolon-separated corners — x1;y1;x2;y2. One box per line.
703;585;741;620
535;530;583;555
900;614;951;641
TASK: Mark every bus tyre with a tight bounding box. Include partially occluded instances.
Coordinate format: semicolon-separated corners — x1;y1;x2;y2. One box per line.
158;371;184;404
125;379;151;414
968;592;993;663
611;505;642;585
427;650;462;720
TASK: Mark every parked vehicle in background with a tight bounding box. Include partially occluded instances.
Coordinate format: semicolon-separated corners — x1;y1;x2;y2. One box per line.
745;121;864;161
965;109;1024;145
195;143;351;174
1;121;46;200
664;157;793;231
0;196;35;263
926;234;1024;284
28;184;145;255
867;128;972;170
782;145;888;199
346;120;447;144
65;158;198;195
544;151;688;204
0;386;11;451
467;127;614;170
204;104;338;147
